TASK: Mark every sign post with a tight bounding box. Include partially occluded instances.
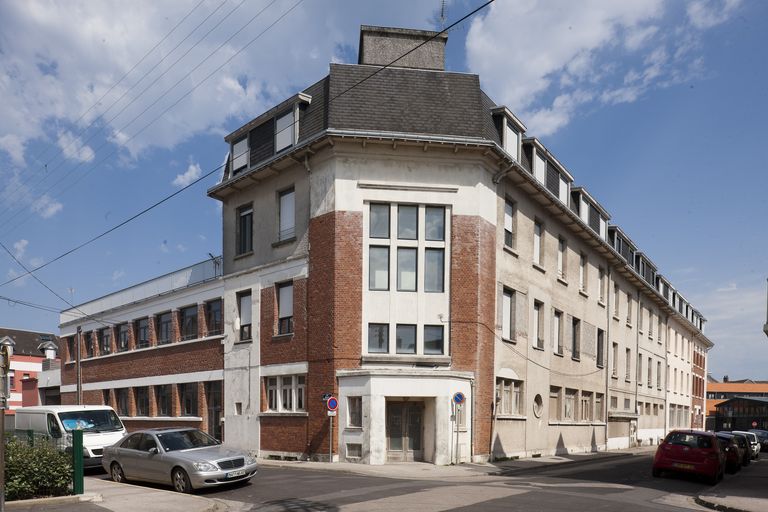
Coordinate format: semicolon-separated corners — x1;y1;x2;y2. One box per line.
452;392;466;465
326;396;339;463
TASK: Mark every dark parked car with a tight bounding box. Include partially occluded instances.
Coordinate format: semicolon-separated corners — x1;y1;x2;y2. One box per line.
717;432;751;467
102;428;258;493
653;430;724;484
715;433;742;473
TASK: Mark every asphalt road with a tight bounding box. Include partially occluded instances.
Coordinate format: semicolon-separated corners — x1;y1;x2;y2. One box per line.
183;453;719;511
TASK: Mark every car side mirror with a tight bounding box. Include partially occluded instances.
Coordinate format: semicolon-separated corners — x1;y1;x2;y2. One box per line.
148;447;158;455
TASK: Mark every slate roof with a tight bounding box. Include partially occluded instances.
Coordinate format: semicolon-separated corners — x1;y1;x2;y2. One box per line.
0;327;59;357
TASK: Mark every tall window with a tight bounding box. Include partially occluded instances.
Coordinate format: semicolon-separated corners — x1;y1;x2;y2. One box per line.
135;387;149;416
557;237;566;279
206;299;223;336
236;205;253;255
549;386;561;421
156;312;172;345
368;323;389;353
397;205;418;239
504;199;515;248
425;206;445;241
502;288;516;341
571;317;581;359
397;248;417;291
596;329;605;368
424;248;444;292
277;282;294;335
85;332;94;358
647;356;653;387
579;253;587;292
424;325;444;355
626;292;633;324
179;383;198;416
348;397;362;427
598;267;606;303
156;385;171;416
649;311;654;338
637;353;643;385
657;361;662;389
231;137;248;173
370;203;390;238
613;284;620;316
533;300;544;349
180;305;198;341
553;310;563;354
265;375;306;412
99;328;111;355
117;324;129;352
266;377;278;410
275;110;294;152
369;246;389;290
396;324;416;354
564;389;577;420
625;348;632;380
136;318;149;349
580;391;593;421
278;188;295;241
533;221;543;266
595;393;604;421
239;292;252;341
497;378;522;415
115;389;129;416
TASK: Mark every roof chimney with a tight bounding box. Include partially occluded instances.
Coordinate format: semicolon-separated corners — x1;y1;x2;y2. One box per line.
723;375;729;383
358;25;447;71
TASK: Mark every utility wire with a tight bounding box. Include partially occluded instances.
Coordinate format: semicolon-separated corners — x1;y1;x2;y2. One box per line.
0;0;213;211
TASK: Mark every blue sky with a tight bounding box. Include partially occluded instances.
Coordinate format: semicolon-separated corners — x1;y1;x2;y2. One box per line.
0;0;765;379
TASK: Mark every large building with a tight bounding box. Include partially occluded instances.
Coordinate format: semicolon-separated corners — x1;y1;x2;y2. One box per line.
58;259;225;439
0;327;59;415
205;25;713;462
705;377;768;430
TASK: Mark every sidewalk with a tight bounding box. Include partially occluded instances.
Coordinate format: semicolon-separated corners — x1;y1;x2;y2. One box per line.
696;459;768;512
6;477;226;512
258;445;658;480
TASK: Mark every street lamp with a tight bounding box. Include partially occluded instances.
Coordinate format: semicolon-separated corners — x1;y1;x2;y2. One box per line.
0;335;16;512
763;278;768;338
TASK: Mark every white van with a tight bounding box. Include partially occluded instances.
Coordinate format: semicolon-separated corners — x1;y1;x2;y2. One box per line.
14;405;127;467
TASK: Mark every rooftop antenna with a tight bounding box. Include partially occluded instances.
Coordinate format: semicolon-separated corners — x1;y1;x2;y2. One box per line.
440;0;447;30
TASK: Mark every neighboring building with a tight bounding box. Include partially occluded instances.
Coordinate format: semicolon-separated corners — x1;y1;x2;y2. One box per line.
0;327;59;415
706;377;768;430
205;25;713;463
58;259;225;439
714;396;768;431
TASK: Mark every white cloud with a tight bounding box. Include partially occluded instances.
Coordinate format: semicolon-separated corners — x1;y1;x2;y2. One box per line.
159;240;169;253
466;0;742;136
57;130;95;162
6;268;29;288
12;239;28;259
31;194;63;218
29;257;44;267
172;162;202;188
0;135;26;166
687;0;742;29
111;269;125;281
176;244;187;253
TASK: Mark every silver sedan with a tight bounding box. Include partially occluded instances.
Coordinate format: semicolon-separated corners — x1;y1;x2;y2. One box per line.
102;427;258;493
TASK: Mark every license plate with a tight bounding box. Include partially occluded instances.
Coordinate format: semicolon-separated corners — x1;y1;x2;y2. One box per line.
227;469;246;478
673;463;694;470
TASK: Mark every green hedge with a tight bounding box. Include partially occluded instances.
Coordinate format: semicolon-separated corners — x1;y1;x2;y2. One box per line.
5;437;72;501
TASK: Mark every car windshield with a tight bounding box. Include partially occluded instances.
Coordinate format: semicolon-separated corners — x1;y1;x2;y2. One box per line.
666;432;712;449
58;410;124;433
156;430;219;452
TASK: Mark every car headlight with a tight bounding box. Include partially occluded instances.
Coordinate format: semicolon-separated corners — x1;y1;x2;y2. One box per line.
192;461;218;472
244;455;257;465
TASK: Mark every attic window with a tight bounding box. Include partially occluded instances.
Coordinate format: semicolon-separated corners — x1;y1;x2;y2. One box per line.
504;119;520;160
275;110;295;153
231;137;248;175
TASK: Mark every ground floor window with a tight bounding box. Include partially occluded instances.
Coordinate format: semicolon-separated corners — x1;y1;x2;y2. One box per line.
496;378;523;415
265;375;306;412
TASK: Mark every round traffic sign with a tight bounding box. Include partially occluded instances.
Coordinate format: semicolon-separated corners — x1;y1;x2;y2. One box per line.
326;396;339;411
452;392;466;405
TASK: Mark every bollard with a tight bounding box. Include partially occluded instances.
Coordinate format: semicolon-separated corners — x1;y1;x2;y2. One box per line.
72;430;84;495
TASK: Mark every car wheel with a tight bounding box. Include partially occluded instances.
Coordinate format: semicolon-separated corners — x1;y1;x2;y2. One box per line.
652;468;662;478
110;463;126;484
706;472;719;486
172;468;193;494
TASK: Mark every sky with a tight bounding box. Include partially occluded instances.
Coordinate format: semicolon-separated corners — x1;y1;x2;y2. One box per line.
0;0;766;379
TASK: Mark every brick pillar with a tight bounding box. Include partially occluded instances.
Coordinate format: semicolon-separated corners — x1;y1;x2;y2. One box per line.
128;320;137;351
172;309;181;343
128;387;137;417
110;325;117;354
171;384;181;417
198;382;208;431
198;303;208;338
148;386;157;417
103;388;113;408
148;315;158;347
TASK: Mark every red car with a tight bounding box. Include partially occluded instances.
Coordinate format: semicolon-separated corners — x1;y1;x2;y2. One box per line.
653;430;724;484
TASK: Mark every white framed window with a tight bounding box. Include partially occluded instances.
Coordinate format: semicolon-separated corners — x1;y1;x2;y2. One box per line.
369;246;389;291
580;391;593;422
579;253;587;292
598;267;606;303
497;378;523;415
647;356;653;387
612;342;619;378
504;199;515;248
238;291;252;341
348;396;362;428
564;388;577;420
275;110;294;152
595;393;604;421
424;248;444;292
397;248;417;291
370;203;390;239
231;137;248;173
533;300;544;349
596;329;605;368
553;309;563;354
571;317;580;360
266;375;306;412
625;348;632;381
502;288;515;341
613;284;620;316
278;188;295;241
266;377;278;411
557;237;567;279
504;119;520;159
549;386;561;421
533;221;543;266
277;282;294;335
626;292;633;324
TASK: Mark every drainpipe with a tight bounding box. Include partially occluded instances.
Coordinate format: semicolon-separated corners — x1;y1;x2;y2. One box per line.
634;289;641;447
470;377;475;463
604;266;612;451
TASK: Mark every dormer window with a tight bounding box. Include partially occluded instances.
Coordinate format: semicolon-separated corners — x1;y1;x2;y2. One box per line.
275;110;295;153
504;119;520;160
231;137;248;175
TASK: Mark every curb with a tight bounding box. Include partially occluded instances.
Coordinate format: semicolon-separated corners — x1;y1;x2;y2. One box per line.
6;492;101;509
694;496;750;512
488;451;639;476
